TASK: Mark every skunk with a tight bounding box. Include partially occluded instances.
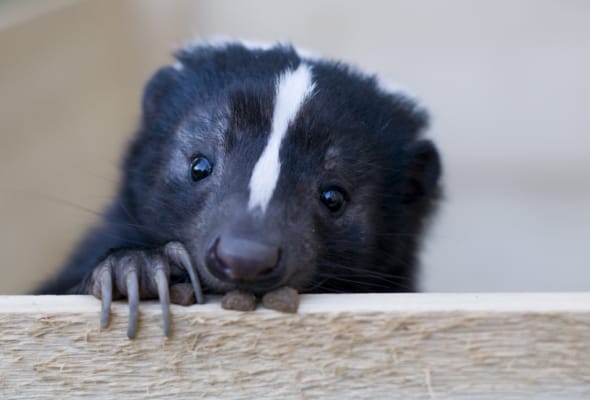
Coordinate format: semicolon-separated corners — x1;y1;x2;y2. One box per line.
38;40;442;337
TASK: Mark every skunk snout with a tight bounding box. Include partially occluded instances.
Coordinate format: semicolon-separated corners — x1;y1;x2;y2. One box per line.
206;235;282;284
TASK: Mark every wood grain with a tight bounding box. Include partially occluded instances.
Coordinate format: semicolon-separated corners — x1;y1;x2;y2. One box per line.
0;293;589;399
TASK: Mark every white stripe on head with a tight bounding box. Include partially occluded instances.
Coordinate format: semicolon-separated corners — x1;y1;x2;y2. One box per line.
248;64;315;213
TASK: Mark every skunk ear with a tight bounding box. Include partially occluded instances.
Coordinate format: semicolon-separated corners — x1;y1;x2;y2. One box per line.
403;140;441;203
141;65;180;122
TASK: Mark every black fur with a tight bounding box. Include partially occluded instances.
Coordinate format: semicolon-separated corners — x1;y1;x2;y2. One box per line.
37;41;441;296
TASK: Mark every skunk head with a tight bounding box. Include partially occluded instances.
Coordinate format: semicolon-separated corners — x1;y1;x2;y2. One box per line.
123;41;441;294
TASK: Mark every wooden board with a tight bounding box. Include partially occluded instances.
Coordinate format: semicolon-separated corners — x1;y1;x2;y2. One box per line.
0;293;589;399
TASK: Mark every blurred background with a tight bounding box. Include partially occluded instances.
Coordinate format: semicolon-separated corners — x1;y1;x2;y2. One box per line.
0;0;588;294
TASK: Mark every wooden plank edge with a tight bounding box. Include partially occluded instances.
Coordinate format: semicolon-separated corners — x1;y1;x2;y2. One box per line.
1;292;589;313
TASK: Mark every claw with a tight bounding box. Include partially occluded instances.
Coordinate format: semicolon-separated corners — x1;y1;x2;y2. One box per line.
166;242;204;305
126;269;140;339
100;267;113;328
183;254;205;305
154;267;171;337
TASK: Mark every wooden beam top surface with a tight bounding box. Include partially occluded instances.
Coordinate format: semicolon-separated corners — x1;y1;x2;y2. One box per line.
0;294;589;399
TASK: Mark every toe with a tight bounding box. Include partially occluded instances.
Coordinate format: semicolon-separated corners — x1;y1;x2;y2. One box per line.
165;242;204;305
154;268;171;337
99;266;113;328
125;269;140;339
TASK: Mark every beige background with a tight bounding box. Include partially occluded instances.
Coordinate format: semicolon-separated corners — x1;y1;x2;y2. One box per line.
0;0;589;294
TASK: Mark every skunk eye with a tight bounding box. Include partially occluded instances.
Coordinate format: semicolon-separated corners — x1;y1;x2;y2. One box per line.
320;188;346;214
190;156;213;181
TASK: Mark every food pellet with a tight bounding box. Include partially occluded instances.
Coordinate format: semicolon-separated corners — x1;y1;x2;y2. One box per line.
262;286;300;313
221;290;257;311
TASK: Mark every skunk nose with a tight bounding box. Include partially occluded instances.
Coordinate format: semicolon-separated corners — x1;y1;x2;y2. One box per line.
207;236;281;282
